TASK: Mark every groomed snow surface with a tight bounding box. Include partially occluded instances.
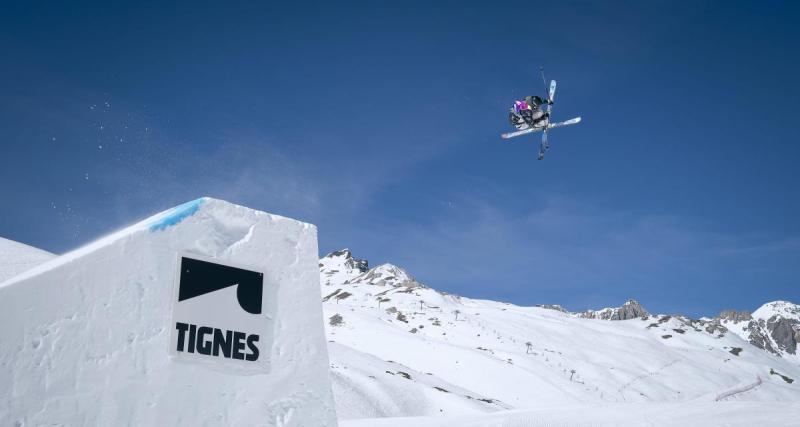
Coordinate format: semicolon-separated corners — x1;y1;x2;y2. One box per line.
341;401;800;427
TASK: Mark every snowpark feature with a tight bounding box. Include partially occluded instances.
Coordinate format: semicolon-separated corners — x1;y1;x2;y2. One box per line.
0;198;338;426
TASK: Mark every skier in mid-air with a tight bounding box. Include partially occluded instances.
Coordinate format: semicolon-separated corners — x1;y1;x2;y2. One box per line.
500;69;581;159
509;95;553;130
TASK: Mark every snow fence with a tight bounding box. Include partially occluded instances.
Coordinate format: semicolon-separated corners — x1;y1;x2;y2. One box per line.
0;197;338;426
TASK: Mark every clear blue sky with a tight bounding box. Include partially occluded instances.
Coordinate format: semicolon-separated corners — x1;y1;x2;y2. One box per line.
1;1;798;316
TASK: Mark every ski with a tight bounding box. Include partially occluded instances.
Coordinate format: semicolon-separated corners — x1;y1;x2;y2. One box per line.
547;117;581;129
501;127;543;139
500;117;580;139
540;80;556;157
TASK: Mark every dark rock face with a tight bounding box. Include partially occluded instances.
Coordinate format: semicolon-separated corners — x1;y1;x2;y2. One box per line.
703;319;727;335
718;309;752;322
767;317;798;355
615;300;649;320
535;304;568;313
580;299;649;321
329;249;369;273
769;368;795;384
746;322;778;355
351;264;424;289
716;302;800;357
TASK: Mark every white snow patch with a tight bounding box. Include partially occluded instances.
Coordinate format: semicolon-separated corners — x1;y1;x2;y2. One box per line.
0;237;55;283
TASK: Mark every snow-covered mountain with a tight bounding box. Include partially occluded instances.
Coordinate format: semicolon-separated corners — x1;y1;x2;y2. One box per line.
0;237;55;283
320;249;800;422
319;249;370;286
718;300;800;359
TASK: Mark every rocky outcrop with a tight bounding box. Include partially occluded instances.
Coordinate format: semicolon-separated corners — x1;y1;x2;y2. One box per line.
335;249;369;273
350;263;424;289
747;324;778;354
535;304;568;313
319;249;370;286
320;249;424;290
579;299;649;320
717;301;800;357
325;249;369;273
766;317;798;355
702;318;727;335
718;309;752;323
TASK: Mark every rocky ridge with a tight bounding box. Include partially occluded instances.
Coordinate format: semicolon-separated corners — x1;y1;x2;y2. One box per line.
718;301;800;358
578;299;650;320
320;249;799;361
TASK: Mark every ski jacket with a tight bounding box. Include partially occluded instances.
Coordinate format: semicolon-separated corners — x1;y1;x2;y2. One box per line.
525;96;547;109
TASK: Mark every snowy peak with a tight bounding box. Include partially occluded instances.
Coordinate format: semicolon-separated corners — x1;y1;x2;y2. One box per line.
579;299;649;320
350;263;424;289
323;249;369;272
753;301;800;321
718;300;800;359
319;248;369;286
319;249;423;289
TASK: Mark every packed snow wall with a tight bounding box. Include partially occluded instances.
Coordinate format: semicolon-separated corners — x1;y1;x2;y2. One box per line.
0;198;338;426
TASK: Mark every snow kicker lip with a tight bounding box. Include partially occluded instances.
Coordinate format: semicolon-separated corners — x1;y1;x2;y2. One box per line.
178;256;264;314
149;198;206;232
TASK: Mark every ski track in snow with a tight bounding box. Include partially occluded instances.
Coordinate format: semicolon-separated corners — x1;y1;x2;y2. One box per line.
617;359;681;400
715;376;763;401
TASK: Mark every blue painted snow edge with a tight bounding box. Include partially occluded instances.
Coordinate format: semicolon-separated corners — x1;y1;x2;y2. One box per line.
149;198;207;232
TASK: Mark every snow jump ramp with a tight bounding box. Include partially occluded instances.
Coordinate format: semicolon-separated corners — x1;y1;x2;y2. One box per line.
0;198;338;426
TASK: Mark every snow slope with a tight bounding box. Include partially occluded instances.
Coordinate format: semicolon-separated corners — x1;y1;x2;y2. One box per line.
340;401;800;427
0;236;55;283
0;198;337;426
321;250;800;423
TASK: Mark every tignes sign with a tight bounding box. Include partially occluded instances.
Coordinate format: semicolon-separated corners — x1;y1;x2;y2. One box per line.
169;253;271;370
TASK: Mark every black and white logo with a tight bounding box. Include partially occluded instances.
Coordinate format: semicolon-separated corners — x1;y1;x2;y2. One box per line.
169;254;269;366
178;256;263;315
